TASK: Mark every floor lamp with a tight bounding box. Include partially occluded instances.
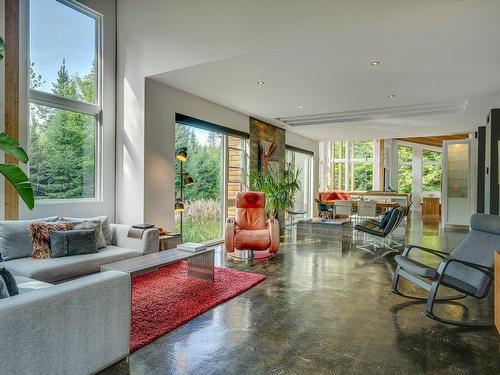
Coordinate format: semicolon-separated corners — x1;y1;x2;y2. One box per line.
175;147;194;235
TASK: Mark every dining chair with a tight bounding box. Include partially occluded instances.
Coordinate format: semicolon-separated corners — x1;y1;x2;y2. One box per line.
334;200;353;218
315;199;334;219
357;201;377;221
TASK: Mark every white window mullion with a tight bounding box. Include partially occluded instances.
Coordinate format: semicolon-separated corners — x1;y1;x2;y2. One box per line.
29;89;101;116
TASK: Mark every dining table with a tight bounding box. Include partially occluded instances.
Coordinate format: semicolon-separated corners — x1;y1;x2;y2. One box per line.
322;200;399;215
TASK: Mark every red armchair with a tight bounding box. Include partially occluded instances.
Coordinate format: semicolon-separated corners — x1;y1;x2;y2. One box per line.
225;192;280;258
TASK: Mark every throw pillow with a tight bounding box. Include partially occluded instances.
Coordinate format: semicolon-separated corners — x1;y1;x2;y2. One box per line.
0;277;9;299
0;216;59;261
50;230;98;258
60;216;112;245
29;221;72;259
0;268;19;296
379;209;394;229
70;221;106;249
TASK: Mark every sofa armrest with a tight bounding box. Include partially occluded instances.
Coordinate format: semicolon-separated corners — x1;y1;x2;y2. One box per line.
110;224;159;254
0;271;131;375
225;217;235;253
268;217;280;253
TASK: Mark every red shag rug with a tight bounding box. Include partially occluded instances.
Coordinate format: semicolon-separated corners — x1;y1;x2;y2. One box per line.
130;262;265;352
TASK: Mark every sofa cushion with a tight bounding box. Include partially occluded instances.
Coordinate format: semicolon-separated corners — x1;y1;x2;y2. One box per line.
0;217;59;261
1;246;142;283
71;221;106;249
29;221;72;259
60;216;112;245
50;230;98;258
0;276;9;298
14;275;53;294
0;267;19;296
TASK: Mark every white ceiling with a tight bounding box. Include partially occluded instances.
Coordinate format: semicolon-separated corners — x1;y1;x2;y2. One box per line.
144;0;500;141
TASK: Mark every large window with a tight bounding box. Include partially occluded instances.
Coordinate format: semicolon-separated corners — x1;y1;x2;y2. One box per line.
28;0;101;199
422;149;442;193
397;145;413;193
332;141;373;191
175;125;223;243
286;148;313;217
175;122;248;243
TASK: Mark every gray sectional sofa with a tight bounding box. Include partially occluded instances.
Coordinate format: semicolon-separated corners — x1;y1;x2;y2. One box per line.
0;218;160;375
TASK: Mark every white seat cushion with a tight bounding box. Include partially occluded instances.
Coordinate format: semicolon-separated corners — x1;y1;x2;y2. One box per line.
3;246;142;283
14;275;53;294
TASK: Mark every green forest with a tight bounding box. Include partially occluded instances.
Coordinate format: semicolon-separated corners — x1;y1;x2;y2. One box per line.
332;141;374;191
29;60;96;199
397;146;442;193
175;124;223;241
174;124;222;201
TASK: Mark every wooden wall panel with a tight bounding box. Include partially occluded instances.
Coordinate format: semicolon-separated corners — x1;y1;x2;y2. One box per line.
4;0;20;220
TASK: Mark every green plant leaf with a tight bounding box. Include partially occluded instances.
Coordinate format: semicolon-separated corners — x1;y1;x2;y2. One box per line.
0;164;35;209
0;133;29;163
249;166;302;218
0;37;4;61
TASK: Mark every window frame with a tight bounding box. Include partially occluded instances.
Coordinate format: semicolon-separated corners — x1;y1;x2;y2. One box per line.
26;0;103;203
422;148;442;193
285;147;313;217
396;144;413;193
331;140;374;192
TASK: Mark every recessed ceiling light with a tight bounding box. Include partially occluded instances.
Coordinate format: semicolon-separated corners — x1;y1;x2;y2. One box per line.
370;61;380;66
298;105;304;109
256;80;265;85
388;94;396;98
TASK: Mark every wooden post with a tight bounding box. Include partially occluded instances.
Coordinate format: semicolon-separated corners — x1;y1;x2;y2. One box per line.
4;0;20;220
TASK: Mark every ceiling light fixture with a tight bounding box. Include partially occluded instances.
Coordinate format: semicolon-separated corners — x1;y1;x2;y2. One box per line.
256;80;265;85
298;105;304;109
370;61;380;66
388;94;396;99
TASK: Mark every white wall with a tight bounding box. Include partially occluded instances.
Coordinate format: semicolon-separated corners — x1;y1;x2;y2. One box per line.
17;0;116;220
144;79;320;230
286;130;320;206
144;79;248;230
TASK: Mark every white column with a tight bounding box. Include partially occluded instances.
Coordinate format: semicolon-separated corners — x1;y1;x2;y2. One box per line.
373;140;380;191
412;146;423;211
344;142;350;190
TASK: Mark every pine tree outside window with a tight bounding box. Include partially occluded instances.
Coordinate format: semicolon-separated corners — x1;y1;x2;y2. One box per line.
28;0;102;200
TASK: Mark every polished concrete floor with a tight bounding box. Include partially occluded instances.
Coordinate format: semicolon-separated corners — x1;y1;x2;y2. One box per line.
102;215;499;375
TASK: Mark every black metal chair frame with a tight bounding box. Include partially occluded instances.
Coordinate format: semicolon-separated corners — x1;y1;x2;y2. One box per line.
315;199;334;219
355;207;407;257
285;201;308;232
392;244;494;327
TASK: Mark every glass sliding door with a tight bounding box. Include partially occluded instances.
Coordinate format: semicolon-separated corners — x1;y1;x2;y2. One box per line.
286;148;313;218
175;122;248;243
225;136;248;218
175;124;223;243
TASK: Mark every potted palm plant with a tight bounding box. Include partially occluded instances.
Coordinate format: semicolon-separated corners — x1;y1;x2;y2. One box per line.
0;36;34;210
249;166;301;219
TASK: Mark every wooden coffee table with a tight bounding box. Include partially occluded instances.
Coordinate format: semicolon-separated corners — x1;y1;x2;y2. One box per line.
100;247;215;282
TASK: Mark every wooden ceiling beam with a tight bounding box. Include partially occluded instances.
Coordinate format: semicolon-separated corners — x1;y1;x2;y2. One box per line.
397;133;469;148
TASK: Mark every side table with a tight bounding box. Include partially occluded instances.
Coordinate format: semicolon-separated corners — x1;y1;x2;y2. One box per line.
159;233;182;251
